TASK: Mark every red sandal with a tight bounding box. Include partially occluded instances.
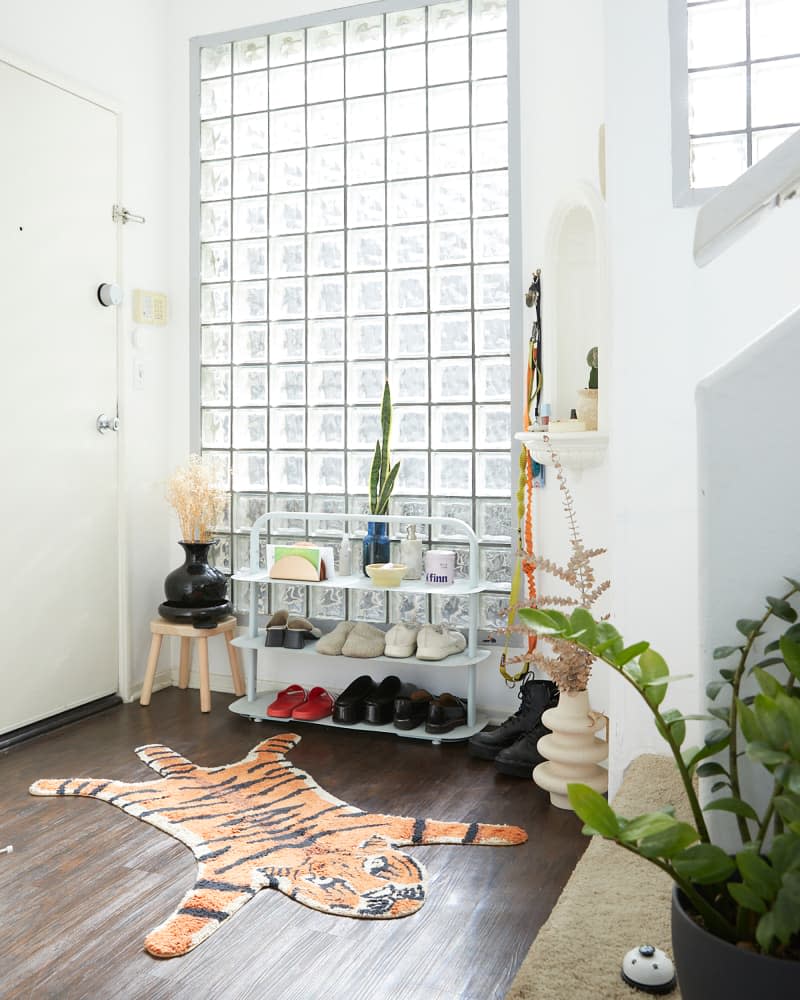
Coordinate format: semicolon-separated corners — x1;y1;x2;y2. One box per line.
292;686;334;721
266;684;307;718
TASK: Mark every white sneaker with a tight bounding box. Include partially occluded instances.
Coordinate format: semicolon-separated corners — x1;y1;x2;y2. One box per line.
415;624;467;661
384;622;422;658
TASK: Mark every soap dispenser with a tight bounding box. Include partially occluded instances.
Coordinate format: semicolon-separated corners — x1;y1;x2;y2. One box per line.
400;524;423;580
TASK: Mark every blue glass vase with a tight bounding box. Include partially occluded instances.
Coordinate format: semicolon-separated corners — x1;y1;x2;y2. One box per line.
362;521;390;576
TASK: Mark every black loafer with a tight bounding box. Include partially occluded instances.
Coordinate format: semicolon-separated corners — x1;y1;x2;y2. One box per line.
394;688;434;730
425;693;468;733
363;676;408;725
333;675;377;725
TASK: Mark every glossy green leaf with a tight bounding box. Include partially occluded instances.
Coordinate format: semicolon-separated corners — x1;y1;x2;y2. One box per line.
706;679;729;701
736;618;763;638
619;811;681;844
567;607;597;645
737;700;763;743
567;784;620;838
615;641;650;667
696;761;728;778
762;871;800;948
704;797;759;821
753;693;791;751
775;794;800;826
708;706;731;722
638;822;699;859
518;608;566;636
770;832;800;875
767;596;798;622
783;576;800;590
728;882;767;914
710;780;731;793
779;635;800;682
662;709;686;748
746;741;790;767
638;648;669;708
737;851;780;900
753;667;782;699
683;737;730;774
672;843;736;884
713;645;740;660
704;726;731;747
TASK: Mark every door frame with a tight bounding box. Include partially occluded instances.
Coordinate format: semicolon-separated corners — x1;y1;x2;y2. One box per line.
0;47;130;704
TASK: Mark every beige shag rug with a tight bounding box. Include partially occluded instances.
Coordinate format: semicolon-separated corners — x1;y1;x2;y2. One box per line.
506;755;687;1000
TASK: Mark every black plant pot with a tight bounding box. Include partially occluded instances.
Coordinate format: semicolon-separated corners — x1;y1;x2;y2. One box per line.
159;541;231;625
672;888;799;999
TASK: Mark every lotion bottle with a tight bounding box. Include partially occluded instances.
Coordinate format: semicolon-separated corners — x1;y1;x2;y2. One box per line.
339;531;352;577
400;523;423;580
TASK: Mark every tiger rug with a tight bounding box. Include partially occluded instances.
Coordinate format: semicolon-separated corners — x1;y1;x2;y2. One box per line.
30;733;527;958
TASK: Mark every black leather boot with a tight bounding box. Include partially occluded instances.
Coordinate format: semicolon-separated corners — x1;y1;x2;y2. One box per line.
494;722;551;777
468;677;559;760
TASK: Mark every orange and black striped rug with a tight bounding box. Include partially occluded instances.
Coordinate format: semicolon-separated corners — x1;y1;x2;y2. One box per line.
30;733;527;958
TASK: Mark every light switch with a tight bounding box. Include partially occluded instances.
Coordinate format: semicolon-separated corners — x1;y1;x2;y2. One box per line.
133;289;168;326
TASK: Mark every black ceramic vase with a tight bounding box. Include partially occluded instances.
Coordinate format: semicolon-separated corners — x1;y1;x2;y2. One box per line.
362;521;390;576
159;540;232;624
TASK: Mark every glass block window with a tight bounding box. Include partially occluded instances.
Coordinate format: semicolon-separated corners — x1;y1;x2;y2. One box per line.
687;0;800;187
196;0;513;628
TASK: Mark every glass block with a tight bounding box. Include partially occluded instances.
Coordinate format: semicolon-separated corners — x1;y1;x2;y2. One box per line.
210;535;232;575
345;15;384;53
393;406;429;449
430;129;471;175
200;78;231;119
751;0;800;59
200;44;231;79
475;264;509;309
347;452;375;496
477;452;510;496
347;227;385;272
308;275;345;317
387;179;427;223
348;317;385;358
202;325;231;364
386;134;427;180
233;451;268;492
308;408;345;448
480;592;510;631
308;451;346;493
201;450;231;491
201;409;230;448
346;51;384;97
475;357;510;401
477;499;512;540
751;57;800;128
307;57;344;105
269;150;305;192
266;235;302;278
387;8;426;46
270;30;305;67
201;284;231;323
347;139;386;184
429;38;469;86
309;494;347;534
388;359;428;403
431;594;470;628
476;404;510;449
234;493;269;531
430;220;471;265
308;319;345;361
233;72;269;114
348;361;386;403
432;452;472;496
268;496;308;534
308;232;345;274
687;0;745;69
429;83;469;131
308;22;344;60
688;66;747;134
270;583;307;616
308;145;345;189
233;408;267;449
394;452;429;495
270;108;305;151
270;364;306;405
473;170;509;216
270;407;306;448
200;120;231;160
473;218;509;262
475;311;510;354
307;102;344;150
387;225;426;269
430;174;471;219
308;363;345;404
270;451;306;492
430;266;472;311
389;496;429;537
432;405;472;449
386;45;426;91
389;316;429;358
347;96;385;141
233;367;268;406
201;161;231;201
232;325;267;364
348;183;386;227
270;321;305;363
389;591;428;625
233;281;268;323
201;366;231;405
473;0;507;33
269;193;304;235
432;358;472;402
472;32;507;79
431;312;472;356
269;64;305;110
232;239;267;280
310;587;347;620
432;499;473;539
450;544;470;579
233;579;267;616
346;495;372;536
472;78;507;125
307;188;345;232
753;126;800;164
690;134;748;188
348;406;381;449
388;269;427;313
429;0;469;39
387;89;427;136
234;36;268;72
473;124;508;171
233;197;268;238
201;242;230;282
352;589;387;623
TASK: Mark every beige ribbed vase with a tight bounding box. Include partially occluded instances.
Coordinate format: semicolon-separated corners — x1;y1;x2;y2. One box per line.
533;689;608;810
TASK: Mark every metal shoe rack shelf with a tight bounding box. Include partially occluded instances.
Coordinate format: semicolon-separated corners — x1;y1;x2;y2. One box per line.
228;511;495;742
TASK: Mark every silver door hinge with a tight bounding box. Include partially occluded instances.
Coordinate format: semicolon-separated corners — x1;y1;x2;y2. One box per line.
112;204;146;225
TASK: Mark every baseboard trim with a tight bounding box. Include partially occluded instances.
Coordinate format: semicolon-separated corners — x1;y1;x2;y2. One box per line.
0;694;123;752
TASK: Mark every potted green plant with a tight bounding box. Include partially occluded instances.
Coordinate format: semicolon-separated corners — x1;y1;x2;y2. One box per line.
576;346;598;430
362;380;400;575
519;580;800;998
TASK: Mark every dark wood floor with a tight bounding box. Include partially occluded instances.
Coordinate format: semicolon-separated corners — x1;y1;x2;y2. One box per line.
0;689;587;1000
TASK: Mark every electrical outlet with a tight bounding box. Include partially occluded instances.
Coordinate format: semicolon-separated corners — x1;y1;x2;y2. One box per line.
133;289;168;325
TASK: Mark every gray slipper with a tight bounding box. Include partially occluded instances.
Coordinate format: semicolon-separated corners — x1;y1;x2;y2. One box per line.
316;620;356;655
341;622;386;658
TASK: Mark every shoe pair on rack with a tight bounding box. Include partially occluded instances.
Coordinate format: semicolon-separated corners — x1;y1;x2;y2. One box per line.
333;676;469;734
468;676;559;777
394;689;469;733
264;610;321;649
317;621;386;658
385;622;467;661
266;684;334;721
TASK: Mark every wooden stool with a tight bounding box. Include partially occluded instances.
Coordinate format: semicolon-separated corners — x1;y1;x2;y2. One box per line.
140;615;245;713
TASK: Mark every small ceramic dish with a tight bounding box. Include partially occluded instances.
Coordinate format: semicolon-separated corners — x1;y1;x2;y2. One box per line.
366;563;407;587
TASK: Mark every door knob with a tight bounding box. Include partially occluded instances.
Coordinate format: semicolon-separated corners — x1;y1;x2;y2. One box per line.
97;283;123;307
96;413;120;433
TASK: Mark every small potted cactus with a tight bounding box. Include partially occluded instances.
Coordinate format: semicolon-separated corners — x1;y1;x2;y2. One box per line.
576;346;598;430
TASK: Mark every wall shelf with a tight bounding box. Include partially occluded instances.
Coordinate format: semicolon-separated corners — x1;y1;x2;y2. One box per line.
516;430;609;471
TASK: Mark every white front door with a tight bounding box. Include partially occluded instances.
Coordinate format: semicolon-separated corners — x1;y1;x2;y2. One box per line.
0;59;119;734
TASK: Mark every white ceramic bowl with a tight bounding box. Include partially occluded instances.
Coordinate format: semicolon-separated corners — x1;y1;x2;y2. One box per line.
366;563;407;587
